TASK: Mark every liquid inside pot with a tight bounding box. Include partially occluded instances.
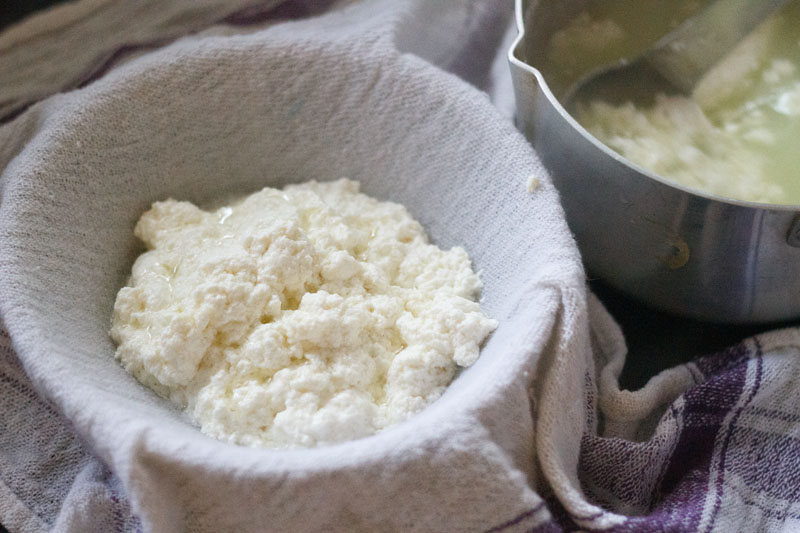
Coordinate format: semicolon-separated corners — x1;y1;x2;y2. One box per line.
541;0;800;205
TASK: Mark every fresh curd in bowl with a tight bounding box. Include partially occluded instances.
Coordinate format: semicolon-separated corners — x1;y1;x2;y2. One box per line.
110;178;497;449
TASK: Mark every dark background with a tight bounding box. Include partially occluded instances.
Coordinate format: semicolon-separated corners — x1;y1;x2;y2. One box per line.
1;0;66;29
590;281;788;388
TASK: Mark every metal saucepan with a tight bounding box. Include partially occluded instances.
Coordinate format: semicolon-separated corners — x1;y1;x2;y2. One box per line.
509;0;800;324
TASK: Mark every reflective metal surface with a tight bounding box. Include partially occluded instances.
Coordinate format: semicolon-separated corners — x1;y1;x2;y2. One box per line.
509;0;800;324
564;0;792;104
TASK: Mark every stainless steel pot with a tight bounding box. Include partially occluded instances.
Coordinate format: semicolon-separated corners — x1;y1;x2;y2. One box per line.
509;0;800;324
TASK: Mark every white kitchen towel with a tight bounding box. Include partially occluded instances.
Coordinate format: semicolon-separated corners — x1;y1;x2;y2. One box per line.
0;1;588;531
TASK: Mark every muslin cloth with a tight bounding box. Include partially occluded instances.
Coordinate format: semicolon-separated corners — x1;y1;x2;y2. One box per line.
2;1;800;533
1;1;586;531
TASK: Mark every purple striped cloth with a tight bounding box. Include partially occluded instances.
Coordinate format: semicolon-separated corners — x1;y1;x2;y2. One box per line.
540;325;800;532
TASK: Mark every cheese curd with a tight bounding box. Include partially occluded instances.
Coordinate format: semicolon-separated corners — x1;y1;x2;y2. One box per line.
111;179;496;448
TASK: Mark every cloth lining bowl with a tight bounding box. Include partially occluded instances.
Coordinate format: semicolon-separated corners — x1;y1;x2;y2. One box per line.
0;20;585;532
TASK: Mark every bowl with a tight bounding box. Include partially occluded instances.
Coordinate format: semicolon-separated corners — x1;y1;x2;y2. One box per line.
509;0;800;324
0;30;583;529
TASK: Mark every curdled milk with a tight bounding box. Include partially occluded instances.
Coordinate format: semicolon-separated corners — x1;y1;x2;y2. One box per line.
110;179;497;448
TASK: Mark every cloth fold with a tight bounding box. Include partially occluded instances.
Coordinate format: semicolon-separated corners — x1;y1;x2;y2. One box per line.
1;1;799;532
